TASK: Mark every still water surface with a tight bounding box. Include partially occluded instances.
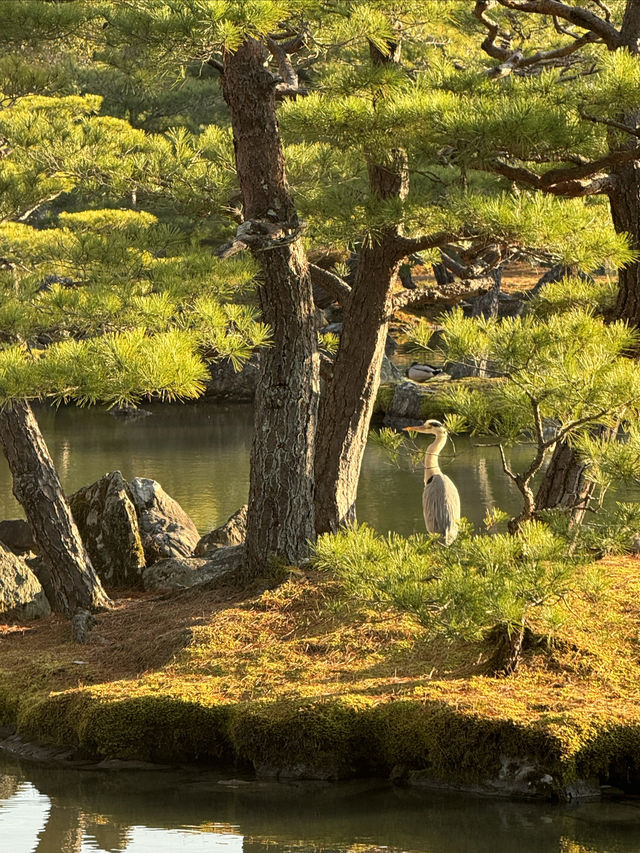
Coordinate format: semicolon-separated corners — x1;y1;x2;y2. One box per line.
0;402;571;535
3;752;640;853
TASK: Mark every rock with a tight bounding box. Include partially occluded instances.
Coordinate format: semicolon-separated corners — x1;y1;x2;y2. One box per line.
0;519;35;555
195;506;248;556
71;608;96;643
70;472;145;586
129;477;200;564
0;542;50;620
203;353;259;401
402;753;599;801
109;405;152;421
380;354;401;383
382;380;433;430
142;545;244;591
445;359;490;379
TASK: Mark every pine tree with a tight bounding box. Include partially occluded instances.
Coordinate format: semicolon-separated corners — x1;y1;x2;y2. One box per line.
408;304;640;531
0;16;264;610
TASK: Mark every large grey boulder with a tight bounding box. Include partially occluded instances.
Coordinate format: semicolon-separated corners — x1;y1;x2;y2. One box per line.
195;505;247;556
142;545;244;591
203;353;259;401
0;543;50;619
69;471;145;587
129;477;200;564
0;519;35;555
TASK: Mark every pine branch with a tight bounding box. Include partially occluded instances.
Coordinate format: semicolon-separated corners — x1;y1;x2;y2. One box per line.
474;1;513;61
492;0;620;48
486;31;599;77
481;153;628;196
391;277;493;312
267;36;308;99
393;231;457;261
579;110;640;138
308;263;351;307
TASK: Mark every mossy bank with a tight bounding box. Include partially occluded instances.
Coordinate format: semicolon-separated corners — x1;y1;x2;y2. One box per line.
2;557;640;801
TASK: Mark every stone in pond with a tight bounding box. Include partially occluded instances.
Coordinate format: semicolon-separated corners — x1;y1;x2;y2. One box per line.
69;471;145;587
0;542;51;620
129;477;200;564
195;505;247;556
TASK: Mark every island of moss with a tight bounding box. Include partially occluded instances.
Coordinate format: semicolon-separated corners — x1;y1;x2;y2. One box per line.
2;555;640;801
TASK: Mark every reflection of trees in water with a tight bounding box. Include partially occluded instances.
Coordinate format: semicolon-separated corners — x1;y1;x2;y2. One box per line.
475;456;495;520
4;752;640;852
32;801;131;853
0;773;19;800
34;802;83;853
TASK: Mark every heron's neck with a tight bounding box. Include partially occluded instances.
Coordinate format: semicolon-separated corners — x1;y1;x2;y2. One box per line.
424;432;447;481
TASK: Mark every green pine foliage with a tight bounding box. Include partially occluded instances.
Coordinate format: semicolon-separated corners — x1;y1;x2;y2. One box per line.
409;308;640;526
313;522;589;644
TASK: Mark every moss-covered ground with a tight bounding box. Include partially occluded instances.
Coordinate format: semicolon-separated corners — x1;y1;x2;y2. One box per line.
2;555;640;797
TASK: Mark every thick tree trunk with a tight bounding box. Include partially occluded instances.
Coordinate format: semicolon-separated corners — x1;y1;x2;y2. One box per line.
222;40;319;576
610;164;640;326
611;5;640;326
0;401;110;615
315;152;408;533
535;440;595;525
314;238;401;533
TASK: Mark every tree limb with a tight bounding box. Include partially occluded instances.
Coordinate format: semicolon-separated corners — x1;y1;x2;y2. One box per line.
482;157;617;196
474;0;513;60
393;231;457;261
391;277;493;312
308;263;352;307
267;36;308;99
492;0;620;48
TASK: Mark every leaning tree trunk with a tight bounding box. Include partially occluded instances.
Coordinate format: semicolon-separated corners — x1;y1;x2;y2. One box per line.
314;231;402;533
314;39;409;534
610;3;640;327
314;149;408;534
222;39;319;577
610;161;640;326
0;400;110;615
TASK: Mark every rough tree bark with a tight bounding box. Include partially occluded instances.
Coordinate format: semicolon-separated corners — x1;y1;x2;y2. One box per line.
0;401;110;616
314;164;407;532
534;439;595;524
222;39;319;576
314;80;409;534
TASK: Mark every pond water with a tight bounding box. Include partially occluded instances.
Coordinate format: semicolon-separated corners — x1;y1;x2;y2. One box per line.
0;401;619;536
2;752;640;853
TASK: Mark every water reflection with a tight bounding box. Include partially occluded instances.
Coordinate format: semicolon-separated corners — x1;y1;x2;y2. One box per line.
2;754;640;853
0;404;553;536
0;403;635;537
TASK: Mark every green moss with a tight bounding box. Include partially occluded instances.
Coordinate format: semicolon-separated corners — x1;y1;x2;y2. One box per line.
229;696;375;778
374;383;395;414
369;700;564;784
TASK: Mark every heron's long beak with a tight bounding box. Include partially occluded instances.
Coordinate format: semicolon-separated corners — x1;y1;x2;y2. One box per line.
403;425;432;433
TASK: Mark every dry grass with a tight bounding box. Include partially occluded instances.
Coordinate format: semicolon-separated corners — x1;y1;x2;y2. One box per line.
2;555;640;730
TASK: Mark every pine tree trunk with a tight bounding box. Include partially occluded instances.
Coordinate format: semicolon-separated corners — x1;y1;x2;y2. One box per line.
314;152;408;533
0;401;110;616
535;440;595;525
611;3;640;326
610;163;640;326
314;236;400;533
222;39;319;577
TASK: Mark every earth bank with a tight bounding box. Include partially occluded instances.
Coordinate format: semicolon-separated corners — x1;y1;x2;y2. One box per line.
1;556;640;802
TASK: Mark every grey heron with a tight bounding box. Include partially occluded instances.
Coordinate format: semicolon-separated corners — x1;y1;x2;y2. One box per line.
403;419;461;545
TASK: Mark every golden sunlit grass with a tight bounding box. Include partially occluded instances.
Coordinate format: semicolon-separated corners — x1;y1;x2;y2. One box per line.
1;555;640;789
